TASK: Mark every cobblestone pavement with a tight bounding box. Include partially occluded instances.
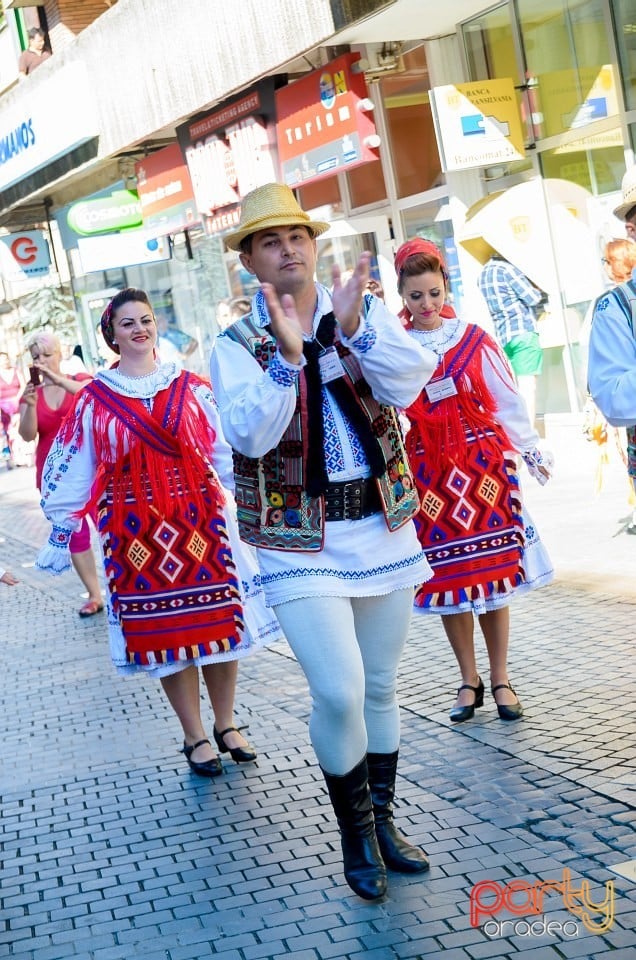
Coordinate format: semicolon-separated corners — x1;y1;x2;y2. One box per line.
1;418;634;960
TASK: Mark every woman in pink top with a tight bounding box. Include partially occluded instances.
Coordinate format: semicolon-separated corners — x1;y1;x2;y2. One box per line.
0;351;25;467
19;332;103;617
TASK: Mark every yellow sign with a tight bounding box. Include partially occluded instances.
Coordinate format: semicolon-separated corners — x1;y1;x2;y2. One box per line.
430;78;525;172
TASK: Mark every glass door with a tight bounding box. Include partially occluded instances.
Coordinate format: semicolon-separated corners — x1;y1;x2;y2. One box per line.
79;288;120;369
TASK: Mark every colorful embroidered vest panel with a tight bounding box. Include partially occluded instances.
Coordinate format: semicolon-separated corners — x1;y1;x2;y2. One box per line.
223;314;419;551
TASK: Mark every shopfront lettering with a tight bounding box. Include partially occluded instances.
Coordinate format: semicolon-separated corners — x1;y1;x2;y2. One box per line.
0;118;35;166
206;208;241;233
474;96;513;104
138;179;184;208
189;92;261;140
185;115;276;215
282;105;351;147
66;190;142;236
452;147;517;164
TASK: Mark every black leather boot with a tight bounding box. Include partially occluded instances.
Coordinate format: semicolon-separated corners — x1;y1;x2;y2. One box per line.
321;756;387;900
367;751;430;873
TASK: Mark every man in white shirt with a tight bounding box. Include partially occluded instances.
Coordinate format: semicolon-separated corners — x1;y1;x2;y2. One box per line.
210;183;437;901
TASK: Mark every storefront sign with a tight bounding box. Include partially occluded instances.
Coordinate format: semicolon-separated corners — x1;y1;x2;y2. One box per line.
135;144;198;238
0;63;97;193
430;78;525;172
77;231;170;274
0;230;50;279
55;182;142;250
276;53;379;187
176;81;278;234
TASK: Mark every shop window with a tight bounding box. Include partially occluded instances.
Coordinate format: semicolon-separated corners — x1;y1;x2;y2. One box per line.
461;6;528;166
297;157;385;212
297;176;342;215
539;127;625;194
462;3;517;81
380;45;443;199
517;0;617;140
348;158;386;207
613;0;636;111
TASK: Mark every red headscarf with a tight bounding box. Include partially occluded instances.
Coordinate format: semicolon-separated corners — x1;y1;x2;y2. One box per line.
394;238;456;324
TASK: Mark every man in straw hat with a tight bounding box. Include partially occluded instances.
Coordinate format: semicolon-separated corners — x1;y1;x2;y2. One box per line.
588;167;636;527
210;182;438;900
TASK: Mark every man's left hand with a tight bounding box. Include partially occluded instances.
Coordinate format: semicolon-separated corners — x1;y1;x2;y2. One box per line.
332;251;371;338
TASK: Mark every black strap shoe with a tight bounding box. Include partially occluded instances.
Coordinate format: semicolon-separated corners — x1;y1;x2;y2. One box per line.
182;738;223;777
492;683;524;721
449;677;484;723
213;725;257;763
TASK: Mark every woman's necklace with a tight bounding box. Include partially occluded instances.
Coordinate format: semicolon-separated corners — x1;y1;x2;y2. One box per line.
115;361;159;380
410;318;460;357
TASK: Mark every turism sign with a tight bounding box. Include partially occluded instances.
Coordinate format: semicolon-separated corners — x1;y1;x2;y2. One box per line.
276;52;379;187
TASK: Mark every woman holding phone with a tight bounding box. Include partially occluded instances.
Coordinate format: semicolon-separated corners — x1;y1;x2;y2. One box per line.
19;332;104;616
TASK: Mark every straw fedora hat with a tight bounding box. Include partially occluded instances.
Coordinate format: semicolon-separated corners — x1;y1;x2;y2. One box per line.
613;166;636;221
224;182;330;251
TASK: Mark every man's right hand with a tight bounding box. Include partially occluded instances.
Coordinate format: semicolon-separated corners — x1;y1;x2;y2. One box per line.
262;283;304;365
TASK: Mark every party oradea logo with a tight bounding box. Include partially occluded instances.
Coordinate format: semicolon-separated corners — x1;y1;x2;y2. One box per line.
470;868;614;939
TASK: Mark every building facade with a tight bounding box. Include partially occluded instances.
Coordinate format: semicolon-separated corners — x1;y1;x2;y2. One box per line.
0;0;634;416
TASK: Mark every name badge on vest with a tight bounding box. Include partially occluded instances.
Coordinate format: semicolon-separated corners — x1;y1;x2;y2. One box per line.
319;346;345;383
425;376;458;402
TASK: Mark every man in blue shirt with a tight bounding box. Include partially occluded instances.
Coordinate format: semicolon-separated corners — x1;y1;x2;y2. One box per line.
588;166;636;531
478;255;546;427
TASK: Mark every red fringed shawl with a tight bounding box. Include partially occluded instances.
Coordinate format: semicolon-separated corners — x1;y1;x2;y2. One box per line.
405;325;512;470
59;372;244;665
405;325;525;609
61;372;222;529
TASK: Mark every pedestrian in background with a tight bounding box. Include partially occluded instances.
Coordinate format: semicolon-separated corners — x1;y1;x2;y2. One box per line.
478;253;547;428
396;239;553;724
36;289;282;777
211;183;437;900
588;169;636;530
18;27;51;77
19;332;103;617
0;351;25;469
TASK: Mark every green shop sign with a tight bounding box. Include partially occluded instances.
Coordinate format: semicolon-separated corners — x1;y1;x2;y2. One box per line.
65;187;142;238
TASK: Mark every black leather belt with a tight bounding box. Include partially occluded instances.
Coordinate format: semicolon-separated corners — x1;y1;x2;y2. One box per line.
323;478;382;521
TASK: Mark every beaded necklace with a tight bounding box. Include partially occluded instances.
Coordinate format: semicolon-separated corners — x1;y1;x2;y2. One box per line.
115;361;159;380
409;318;460;358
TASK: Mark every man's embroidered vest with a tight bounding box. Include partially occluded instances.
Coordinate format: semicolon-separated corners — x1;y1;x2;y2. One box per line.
223;314;419;551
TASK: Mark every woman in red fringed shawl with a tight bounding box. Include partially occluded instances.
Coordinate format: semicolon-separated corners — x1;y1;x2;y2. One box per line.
36;288;283;778
395;240;554;724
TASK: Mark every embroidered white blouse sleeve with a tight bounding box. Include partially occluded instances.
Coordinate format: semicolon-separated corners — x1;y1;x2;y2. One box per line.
36;402;99;573
480;339;541;453
210;336;301;458
341;297;437;408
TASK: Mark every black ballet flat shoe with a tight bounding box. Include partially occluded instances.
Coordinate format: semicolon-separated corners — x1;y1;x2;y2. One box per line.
182;738;223;777
213;725;257;763
449;677;484;723
492;683;524;721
